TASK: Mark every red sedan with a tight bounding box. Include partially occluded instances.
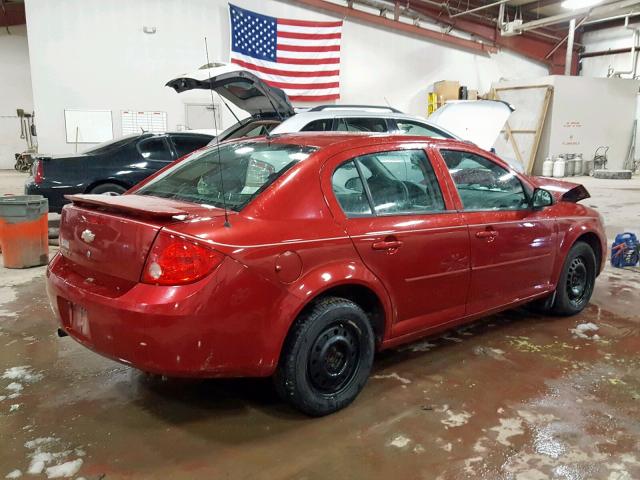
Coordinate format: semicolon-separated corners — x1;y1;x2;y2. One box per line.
47;133;606;416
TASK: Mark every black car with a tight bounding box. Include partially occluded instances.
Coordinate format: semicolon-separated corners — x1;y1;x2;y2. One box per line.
25;132;212;213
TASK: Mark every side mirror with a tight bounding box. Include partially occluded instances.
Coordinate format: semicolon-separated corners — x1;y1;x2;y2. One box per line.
532;188;553;209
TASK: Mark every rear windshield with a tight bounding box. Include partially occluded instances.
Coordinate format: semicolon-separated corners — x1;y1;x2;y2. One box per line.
136;142;316;211
82;134;139;154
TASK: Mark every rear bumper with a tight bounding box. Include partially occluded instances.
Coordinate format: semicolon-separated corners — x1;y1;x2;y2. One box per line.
46;253;288;378
24;180;80;213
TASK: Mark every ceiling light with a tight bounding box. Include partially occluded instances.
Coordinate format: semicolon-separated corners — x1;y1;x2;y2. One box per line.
561;0;602;10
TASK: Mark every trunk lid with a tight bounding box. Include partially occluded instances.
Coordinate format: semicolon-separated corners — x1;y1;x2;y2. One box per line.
427;100;514;151
59;194;230;283
166;63;294;119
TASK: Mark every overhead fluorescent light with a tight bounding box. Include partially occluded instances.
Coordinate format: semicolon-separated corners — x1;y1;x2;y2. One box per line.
561;0;602;9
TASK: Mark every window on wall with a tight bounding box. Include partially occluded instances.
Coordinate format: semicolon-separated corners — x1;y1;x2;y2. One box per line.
440;149;528;211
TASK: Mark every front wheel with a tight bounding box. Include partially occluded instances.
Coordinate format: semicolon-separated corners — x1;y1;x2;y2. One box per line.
274;297;375;416
534;242;597;316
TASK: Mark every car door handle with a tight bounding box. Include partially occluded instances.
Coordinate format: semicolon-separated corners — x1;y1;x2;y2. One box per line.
372;240;403;250
475;230;499;239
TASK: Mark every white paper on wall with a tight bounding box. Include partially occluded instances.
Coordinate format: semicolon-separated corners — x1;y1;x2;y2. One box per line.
64;110;113;144
121;110;167;135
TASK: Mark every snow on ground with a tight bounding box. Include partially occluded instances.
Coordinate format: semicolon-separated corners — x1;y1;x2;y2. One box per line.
2;366;43;383
570;322;600;340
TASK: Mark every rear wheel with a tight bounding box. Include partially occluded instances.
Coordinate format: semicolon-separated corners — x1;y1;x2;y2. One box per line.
274;297;375;416
89;182;127;196
529;241;596;316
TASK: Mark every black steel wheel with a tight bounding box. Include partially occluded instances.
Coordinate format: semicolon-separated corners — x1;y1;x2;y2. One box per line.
552;241;597;315
274;297;375;416
308;322;361;395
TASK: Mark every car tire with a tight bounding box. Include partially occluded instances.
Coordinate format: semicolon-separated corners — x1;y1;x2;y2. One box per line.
89;183;127;196
539;241;596;316
274;296;375;416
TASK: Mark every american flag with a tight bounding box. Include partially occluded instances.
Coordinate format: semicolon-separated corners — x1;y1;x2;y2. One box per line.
229;4;342;102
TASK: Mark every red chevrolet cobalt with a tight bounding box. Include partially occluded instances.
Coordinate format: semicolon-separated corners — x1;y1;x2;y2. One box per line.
47;133;606;416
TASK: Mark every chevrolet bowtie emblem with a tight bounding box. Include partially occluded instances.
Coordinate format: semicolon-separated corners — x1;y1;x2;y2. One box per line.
81;229;95;244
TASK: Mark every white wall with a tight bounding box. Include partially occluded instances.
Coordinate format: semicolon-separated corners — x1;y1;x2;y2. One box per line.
24;0;549;155
0;25;35;170
580;25;639;78
494;75;639;173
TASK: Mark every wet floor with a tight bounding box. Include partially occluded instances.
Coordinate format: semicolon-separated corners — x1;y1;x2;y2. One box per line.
1;259;639;479
1;175;640;479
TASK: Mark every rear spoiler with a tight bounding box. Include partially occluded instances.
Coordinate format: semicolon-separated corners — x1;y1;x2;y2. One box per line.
65;194;188;219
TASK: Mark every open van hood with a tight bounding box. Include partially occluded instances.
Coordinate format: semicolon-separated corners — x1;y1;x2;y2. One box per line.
428;100;514;151
166;63;294;119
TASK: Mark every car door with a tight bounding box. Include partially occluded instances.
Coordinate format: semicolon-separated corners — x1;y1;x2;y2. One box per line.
437;148;557;315
326;145;470;338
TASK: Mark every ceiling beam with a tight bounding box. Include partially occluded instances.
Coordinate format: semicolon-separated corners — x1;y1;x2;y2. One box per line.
515;0;640;30
582;12;640;31
290;0;497;54
0;0;26;28
404;0;579;66
521;0;565;12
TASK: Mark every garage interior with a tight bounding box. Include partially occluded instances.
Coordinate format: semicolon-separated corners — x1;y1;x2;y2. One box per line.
1;0;640;479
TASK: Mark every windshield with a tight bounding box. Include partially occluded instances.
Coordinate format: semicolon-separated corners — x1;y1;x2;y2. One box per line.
136;142;316;211
82;134;140;154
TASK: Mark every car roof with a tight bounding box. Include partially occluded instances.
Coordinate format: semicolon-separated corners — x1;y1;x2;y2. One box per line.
269;110;460;139
211;132;474;157
288;110;426;120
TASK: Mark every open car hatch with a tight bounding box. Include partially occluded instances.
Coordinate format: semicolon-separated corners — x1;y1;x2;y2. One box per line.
166;63;294;119
428;100;514;151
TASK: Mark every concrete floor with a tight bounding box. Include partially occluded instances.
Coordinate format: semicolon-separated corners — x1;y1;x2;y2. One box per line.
1;170;639;480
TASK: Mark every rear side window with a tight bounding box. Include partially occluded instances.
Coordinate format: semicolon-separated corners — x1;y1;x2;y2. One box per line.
440;149;528;211
395;120;448;139
335;118;388;133
331;150;445;217
301;118;334;132
171;135;210;157
332;161;372;217
138;137;172;161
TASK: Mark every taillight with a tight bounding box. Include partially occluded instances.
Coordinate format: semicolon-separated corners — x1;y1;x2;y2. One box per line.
141;232;224;285
33;160;44;185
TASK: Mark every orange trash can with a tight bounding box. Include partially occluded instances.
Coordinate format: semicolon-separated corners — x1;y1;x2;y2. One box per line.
0;195;49;269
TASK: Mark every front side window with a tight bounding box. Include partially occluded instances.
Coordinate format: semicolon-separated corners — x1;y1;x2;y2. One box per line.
331;149;445;217
138;137;171;161
136;142;316;211
440;149;528;211
335;117;388;133
395;120;449;139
